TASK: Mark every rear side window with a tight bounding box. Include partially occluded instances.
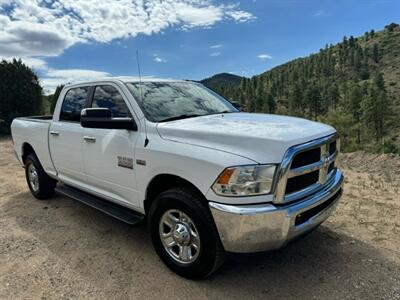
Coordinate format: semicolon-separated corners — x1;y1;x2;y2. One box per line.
60;87;89;122
91;85;131;117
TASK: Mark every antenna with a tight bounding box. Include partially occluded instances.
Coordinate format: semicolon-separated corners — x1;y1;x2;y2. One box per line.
136;49;149;147
136;49;142;82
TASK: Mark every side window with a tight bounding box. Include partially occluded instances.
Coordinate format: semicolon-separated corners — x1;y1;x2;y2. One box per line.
92;85;131;117
60;87;89;122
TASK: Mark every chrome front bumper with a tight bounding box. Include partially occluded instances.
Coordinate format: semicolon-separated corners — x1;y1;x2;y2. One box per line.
209;170;344;253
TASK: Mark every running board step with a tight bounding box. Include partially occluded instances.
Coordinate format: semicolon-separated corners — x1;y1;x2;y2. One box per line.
55;185;144;225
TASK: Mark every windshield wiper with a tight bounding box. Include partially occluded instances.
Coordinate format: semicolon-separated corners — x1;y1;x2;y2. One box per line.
159;114;202;122
207;110;236;116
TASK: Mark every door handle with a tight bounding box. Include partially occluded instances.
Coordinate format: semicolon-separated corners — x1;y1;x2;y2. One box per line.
83;136;96;143
50;130;60;136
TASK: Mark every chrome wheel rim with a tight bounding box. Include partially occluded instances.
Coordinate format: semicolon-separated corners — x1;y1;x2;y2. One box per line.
159;209;201;264
28;163;39;192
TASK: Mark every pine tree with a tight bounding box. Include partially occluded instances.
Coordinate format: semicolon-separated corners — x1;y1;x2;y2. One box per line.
288;84;303;115
305;85;322;119
264;94;276;114
327;84;340;110
344;82;363;143
361;73;389;140
373;44;379;63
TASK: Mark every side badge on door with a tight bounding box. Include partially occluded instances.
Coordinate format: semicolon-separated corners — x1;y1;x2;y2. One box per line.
117;156;134;169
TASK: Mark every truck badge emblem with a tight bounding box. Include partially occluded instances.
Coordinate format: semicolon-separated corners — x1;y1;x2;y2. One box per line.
319;154;330;184
117;156;134;169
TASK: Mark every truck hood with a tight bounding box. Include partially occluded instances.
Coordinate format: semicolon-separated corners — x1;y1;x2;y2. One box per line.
156;113;336;163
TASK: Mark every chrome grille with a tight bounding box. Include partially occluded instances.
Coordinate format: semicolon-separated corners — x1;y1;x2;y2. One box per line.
274;134;339;204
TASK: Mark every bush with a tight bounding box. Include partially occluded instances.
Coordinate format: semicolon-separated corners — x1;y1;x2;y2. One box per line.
0;59;43;134
385;23;399;32
318;109;361;152
374;139;399;154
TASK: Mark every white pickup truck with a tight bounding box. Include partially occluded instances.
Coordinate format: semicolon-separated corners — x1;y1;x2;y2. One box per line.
11;78;343;279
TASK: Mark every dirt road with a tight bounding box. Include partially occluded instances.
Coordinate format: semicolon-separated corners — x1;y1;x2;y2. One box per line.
0;139;399;299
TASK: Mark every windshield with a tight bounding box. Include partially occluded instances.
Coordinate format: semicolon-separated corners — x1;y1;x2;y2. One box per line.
125;81;238;122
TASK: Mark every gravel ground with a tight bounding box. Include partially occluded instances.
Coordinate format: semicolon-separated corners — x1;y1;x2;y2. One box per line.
0;139;399;299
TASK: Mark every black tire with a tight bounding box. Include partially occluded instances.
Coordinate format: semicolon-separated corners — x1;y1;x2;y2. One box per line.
148;187;225;279
24;154;57;200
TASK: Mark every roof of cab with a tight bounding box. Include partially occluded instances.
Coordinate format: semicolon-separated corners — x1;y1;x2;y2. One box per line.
64;77;190;88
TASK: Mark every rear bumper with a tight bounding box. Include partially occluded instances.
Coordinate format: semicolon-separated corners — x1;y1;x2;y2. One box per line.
209;170;344;253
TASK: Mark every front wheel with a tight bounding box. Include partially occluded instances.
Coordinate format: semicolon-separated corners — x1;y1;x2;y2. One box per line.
148;187;224;279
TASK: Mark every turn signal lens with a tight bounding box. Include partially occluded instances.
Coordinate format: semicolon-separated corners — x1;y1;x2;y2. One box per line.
216;168;235;184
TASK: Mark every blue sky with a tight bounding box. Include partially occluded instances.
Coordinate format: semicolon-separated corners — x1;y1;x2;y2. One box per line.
0;0;399;92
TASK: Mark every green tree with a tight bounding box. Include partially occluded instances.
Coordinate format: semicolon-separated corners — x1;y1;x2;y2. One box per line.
0;59;42;134
373;43;379;63
370;29;375;37
343;82;363;143
385;22;399;32
305;85;322;119
361;73;389;140
373;72;385;89
326;84;340;110
263;94;276;114
319;109;359;152
288;84;303;115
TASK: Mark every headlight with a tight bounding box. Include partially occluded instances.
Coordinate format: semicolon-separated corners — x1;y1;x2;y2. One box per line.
212;164;276;196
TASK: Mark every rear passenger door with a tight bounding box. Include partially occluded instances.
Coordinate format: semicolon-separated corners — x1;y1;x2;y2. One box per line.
82;84;140;207
49;86;89;187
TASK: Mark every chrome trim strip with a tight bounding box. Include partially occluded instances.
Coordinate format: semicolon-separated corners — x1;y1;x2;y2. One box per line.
288;151;337;178
274;133;338;204
288;160;323;177
284;169;337;203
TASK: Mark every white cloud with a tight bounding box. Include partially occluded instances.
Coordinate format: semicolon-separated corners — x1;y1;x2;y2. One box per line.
0;1;254;93
0;57;112;93
19;57;48;70
1;56;48;70
176;3;223;28
226;10;256;23
45;69;110;79
153;54;167;63
0;21;74;57
41;69;111;94
210;52;221;57
210;44;223;49
0;0;255;59
313;10;326;17
257;53;272;60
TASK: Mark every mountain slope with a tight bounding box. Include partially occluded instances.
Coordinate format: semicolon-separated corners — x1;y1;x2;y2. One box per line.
200;73;244;89
209;23;400;153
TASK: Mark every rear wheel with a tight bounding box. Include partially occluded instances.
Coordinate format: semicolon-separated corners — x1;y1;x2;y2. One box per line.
149;187;224;279
25;154;56;200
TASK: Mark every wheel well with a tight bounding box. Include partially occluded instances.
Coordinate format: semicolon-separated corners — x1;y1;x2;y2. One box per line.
144;174;205;214
21;143;35;164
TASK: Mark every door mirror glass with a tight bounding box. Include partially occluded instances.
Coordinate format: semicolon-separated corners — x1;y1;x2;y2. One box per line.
80;108;137;130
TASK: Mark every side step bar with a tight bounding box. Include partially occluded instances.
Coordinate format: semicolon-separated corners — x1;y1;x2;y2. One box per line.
55;185;144;225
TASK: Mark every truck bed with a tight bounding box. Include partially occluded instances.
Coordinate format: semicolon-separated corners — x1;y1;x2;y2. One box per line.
11;117;56;176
